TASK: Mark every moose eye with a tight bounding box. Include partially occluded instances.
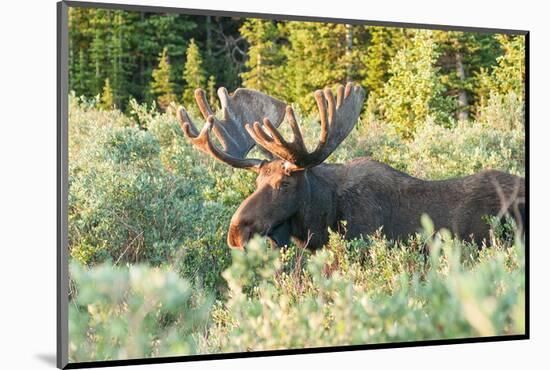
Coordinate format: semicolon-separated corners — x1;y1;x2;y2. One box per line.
280;181;290;189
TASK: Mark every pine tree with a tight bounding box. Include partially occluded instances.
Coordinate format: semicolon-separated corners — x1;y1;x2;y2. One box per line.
72;49;91;96
434;31;470;121
434;31;501;121
475;34;525;107
362;27;406;97
492;35;525;98
360;27;407;122
207;75;218;111
68;8;93;96
66;8;521;120
88;9;112;96
100;78;114;110
109;10;130;108
381;30;454;138
475;35;525;127
151;47;177;110
239;19;283;94
182;39;206;106
281;22;365;113
469;35;504;109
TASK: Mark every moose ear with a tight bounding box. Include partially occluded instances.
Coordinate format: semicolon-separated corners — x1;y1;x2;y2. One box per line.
282;161;303;176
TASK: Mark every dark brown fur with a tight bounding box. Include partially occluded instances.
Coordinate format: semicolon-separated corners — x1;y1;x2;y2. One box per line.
227;158;525;249
177;84;524;250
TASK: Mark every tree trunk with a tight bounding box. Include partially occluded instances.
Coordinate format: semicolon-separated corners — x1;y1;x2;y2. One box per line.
206;16;212;58
139;12;145;91
257;51;263;90
345;24;353;83
455;51;469;121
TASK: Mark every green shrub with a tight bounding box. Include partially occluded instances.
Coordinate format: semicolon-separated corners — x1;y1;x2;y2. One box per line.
343;117;524;179
205;227;524;352
68;219;524;359
69;98;254;293
68;262;212;362
68;124;194;265
477;91;524;131
379;30;455;138
67;92;525;360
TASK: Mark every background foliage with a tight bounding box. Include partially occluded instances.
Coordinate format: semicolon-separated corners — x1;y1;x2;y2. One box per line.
69;9;524;130
67;7;525;363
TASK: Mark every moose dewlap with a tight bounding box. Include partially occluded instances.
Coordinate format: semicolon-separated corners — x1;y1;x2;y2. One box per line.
177;83;525;250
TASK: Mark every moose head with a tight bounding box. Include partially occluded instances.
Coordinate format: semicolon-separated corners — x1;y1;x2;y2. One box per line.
177;83;365;249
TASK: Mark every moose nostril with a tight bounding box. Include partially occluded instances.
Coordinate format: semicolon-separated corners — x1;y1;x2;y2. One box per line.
228;221;257;249
241;229;252;245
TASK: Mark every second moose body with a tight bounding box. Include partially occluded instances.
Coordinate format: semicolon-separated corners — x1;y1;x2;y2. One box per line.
178;83;525;250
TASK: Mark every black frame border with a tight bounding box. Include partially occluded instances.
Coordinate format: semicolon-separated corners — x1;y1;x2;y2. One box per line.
57;1;530;369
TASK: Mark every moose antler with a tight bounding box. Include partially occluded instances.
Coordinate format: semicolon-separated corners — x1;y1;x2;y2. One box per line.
245;83;365;169
178;87;287;171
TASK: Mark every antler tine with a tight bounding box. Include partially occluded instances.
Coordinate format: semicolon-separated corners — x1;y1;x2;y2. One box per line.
262;117;289;146
246;82;365;169
178;86;287;171
336;85;345;109
286;106;306;150
245;110;308;165
194;88;215;119
194;88;240;155
177;106;263;170
314;90;328;146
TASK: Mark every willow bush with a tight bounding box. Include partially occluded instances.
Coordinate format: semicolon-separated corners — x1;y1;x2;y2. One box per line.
67;93;525;361
69;225;524;361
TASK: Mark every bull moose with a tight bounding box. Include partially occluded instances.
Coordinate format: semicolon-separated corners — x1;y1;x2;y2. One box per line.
177;83;525;250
